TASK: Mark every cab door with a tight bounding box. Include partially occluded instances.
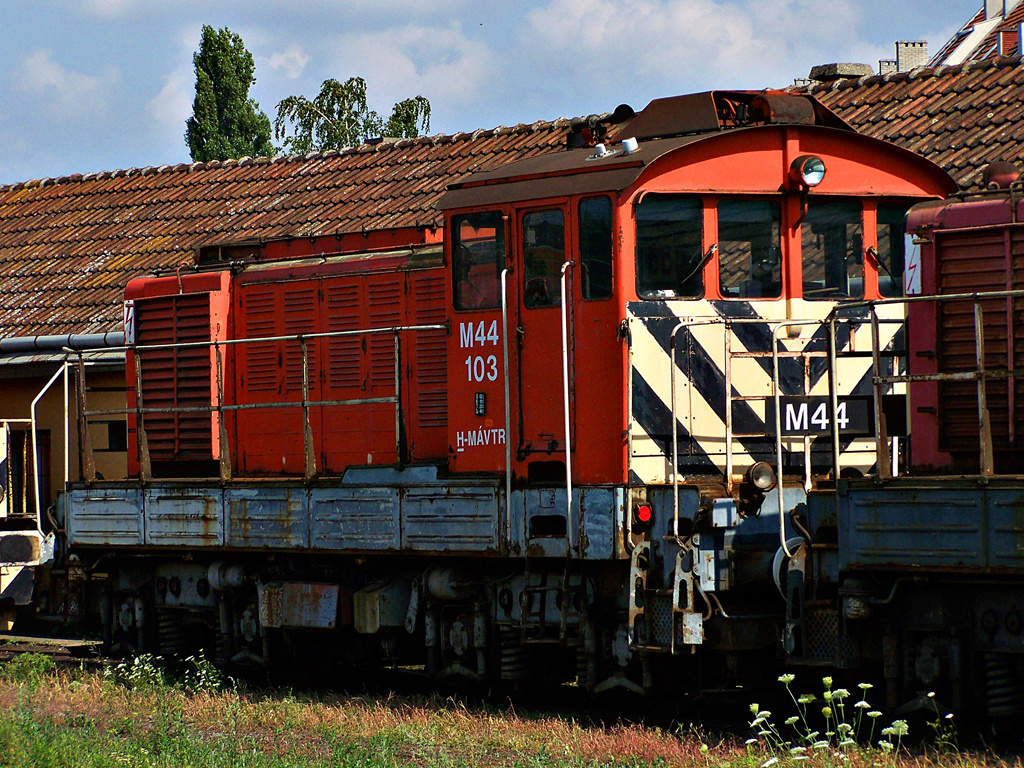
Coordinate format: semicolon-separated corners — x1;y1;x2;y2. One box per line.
515;206;573;474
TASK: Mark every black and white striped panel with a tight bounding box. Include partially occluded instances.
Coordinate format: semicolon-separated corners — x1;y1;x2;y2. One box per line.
627;299;904;484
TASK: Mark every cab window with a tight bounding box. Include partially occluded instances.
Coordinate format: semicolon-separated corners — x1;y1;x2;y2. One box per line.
802;200;863;300
453;212;504;310
718;199;782;299
523;210;565;308
876;202;910;297
579;197;612;300
636;195;703;298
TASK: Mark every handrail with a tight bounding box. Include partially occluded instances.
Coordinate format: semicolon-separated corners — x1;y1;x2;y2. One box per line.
560;261;575;524
500;269;512;546
828;289;1024;480
76;322;446;483
30;364;67;531
667;315;828;538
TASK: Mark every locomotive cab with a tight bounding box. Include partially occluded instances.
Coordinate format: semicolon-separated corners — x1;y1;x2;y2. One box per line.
436;90;954;691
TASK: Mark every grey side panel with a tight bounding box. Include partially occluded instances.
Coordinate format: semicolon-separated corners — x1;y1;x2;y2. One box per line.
841;487;987;571
402;486;500;552
310;487;401;550
227;487;309;549
145;487;224;547
989;494;1024;568
67;488;144;546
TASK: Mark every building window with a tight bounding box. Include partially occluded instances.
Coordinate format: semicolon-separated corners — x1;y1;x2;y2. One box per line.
802;199;863;300
453;212;505;310
636;195;703;298
579;197;613;300
718;199;782;299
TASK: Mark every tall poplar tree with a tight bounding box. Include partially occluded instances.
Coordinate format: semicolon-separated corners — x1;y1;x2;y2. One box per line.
185;26;273;162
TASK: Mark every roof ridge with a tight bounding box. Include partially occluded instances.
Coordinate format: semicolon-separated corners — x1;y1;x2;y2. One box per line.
0;119;569;195
805;52;1024;94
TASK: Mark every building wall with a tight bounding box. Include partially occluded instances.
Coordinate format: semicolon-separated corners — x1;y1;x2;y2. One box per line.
1;366;128;516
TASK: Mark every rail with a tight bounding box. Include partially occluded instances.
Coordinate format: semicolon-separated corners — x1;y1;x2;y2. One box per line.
2;364;69;532
829;288;1024;479
666;312;903;541
75;323;446;483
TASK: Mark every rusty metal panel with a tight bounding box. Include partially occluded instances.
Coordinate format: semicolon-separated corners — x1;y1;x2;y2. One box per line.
144;486;223;546
402;486;499;552
67;487;144;546
310;486;400;550
258;581;338;629
353;581;411;634
579;487;619;560
226;487;308;549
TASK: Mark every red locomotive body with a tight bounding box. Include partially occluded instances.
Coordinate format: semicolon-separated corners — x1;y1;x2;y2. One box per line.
70;91;1008;711
125;229;446;478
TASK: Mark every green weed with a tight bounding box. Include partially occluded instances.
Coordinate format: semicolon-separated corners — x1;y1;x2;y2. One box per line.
0;652;56;686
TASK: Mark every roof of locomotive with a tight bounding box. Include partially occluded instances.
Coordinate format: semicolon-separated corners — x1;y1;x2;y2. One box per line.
4;57;1024;344
438;91;854;209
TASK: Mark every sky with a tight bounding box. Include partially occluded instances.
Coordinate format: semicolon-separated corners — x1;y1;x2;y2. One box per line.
0;0;976;185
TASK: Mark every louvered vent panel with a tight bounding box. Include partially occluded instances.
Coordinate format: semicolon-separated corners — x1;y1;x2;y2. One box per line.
412;273;448;427
368;280;402;387
937;229;1024;456
243;287;278;393
325;284;362;389
135;294;212;460
283;286;319;392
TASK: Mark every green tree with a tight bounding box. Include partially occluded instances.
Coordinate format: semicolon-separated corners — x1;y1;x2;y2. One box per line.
185;25;274;162
274;77;430;154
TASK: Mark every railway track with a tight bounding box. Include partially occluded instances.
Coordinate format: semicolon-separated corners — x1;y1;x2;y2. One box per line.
0;634;105;668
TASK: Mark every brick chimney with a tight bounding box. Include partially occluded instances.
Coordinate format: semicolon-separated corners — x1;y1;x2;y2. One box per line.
895;41;929;71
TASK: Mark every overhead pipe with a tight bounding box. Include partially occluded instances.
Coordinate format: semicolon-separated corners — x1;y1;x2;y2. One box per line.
0;332;125;354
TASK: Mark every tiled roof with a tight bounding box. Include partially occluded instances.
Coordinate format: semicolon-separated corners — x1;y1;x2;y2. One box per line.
801;55;1024;192
4;59;1024;344
0;122;569;340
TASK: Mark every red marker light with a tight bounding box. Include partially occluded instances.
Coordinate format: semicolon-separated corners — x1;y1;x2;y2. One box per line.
635;504;653;524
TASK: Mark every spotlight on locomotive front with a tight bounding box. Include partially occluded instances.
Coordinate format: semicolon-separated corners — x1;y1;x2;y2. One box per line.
747;461;777;491
790;155;826;187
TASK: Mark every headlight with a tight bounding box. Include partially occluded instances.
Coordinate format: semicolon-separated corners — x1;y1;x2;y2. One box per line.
790;155;826;187
748;461;777;491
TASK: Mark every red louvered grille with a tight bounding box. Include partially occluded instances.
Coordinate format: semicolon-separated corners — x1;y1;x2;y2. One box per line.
368;281;402;387
412;273;448;428
325;284;362;389
937;228;1024;457
243;287;278;392
135;294;212;460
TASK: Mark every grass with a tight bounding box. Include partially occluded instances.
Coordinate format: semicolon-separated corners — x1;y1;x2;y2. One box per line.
0;655;1019;768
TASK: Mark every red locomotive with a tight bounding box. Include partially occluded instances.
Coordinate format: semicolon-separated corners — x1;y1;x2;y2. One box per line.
66;90;965;703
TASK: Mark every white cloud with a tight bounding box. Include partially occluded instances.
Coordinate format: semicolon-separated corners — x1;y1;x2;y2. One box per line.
505;0;887;118
147;68;192;130
323;23;495;115
11;49;120;117
81;0;136;17
265;45;310;79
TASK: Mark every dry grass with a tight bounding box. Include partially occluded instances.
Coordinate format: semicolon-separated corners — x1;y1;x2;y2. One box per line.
0;657;1019;768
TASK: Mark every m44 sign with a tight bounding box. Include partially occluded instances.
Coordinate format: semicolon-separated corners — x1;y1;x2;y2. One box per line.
767;396;874;436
